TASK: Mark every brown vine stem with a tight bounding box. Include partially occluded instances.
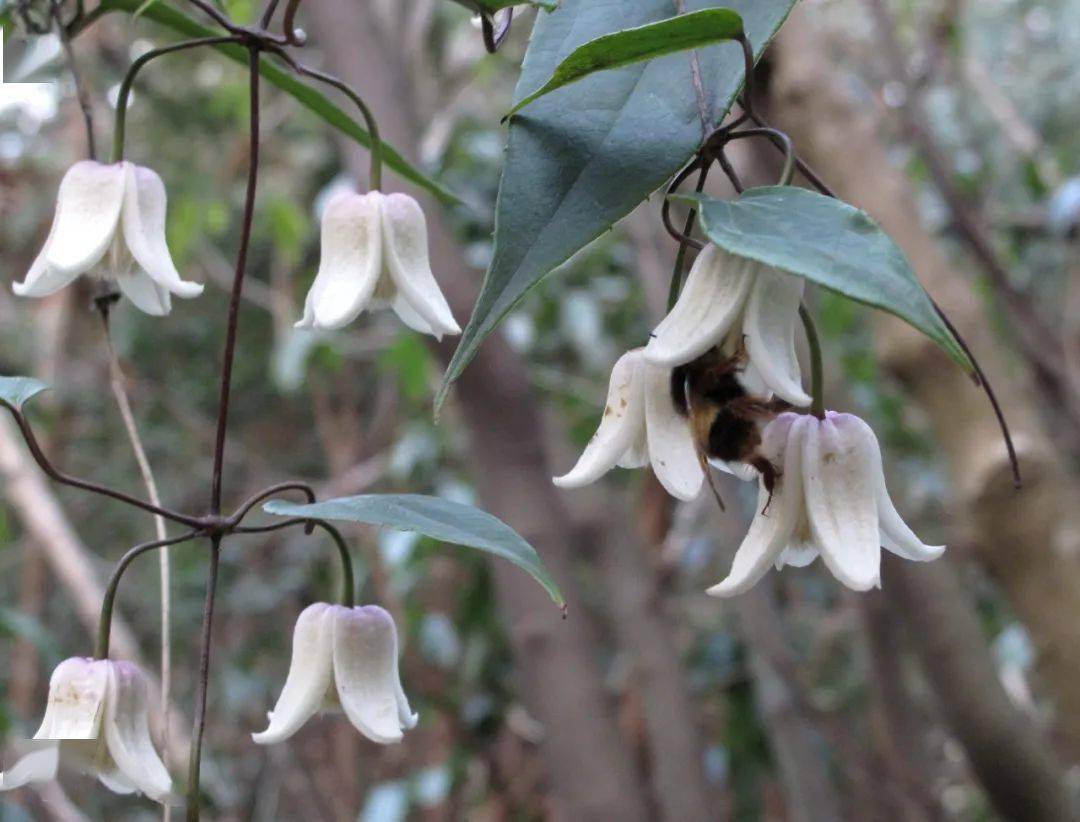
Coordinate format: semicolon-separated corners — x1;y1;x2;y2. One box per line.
95;301;175;809
186;43;263;822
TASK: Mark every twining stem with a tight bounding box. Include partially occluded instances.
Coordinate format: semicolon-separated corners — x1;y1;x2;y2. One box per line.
186;45;262;822
185;538;221;821
798;304;826;419
266;47;383;190
95;531;202;660
112;37;243;164
312;521;355;607
666;164;710;312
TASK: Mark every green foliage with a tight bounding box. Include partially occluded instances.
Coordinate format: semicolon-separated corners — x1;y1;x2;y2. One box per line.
505;9;745;117
683;186;974;374
448;0;556;13
380;333;435;403
437;0;798;413
264;495;565;606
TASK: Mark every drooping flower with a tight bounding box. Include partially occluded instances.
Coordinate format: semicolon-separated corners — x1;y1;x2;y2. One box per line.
553;347;704;500
644;243;811;407
253;603;418;745
296;190;461;339
708;411;944;596
13;161;204;315
0;657;173;802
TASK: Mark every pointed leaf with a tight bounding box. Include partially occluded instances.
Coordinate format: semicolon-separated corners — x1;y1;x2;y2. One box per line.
684;186;973;373
80;0;459;205
0;376;49;411
264;495;564;607
506;9;745;118
437;0;798;414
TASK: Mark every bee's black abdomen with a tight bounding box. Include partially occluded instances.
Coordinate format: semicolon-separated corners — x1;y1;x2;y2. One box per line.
707;410;757;463
700;372;745;406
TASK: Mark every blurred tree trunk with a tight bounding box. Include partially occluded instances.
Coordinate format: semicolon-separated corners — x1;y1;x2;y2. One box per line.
302;4;716;818
767;7;1078;818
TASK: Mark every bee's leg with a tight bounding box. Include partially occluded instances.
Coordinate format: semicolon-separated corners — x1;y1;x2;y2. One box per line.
751;456;781;515
698;450;726;512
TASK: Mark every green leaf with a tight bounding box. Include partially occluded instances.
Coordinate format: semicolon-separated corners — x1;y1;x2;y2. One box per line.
0;376;49;411
264;495;564;607
131;0;162;20
85;0;459;205
684;186;973;372
506;9;744;118
437;0;798;414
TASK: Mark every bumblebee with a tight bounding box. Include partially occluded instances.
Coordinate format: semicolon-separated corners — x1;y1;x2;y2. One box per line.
670;345;788;509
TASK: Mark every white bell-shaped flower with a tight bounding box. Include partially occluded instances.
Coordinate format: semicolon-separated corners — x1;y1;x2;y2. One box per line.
13;161;204;315
644;243;811;407
296;190;461;339
553;347;703;501
253;603;418;746
0;657;173;802
709;411;945;597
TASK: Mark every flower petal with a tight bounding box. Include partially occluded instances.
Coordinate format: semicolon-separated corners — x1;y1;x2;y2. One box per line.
391;292;435;335
298;192;384;330
102;661;173;803
774;544;819;570
743;267;811;406
121;164;203;303
708;416;808;597
848;416;945;562
643;245;755;367
554;349;646;488
332;605;412;744
253;603;335;745
115;269;171;317
34;657;109;740
14;161;125;297
803;413;882;591
642;358;703;500
381;193;460;339
0;742;60;791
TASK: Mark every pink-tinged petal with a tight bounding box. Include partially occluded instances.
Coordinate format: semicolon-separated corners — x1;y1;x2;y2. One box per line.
34;657;109;741
253;603;335;745
743;267;811;407
0;742;60;791
121;164;203;304
642;358;703;500
14;161;124;296
102;661;173;803
554;349;646;488
332;606;413;744
708;416;809;597
115;269;171;316
833;413;945;562
298;192;384;330
643;245;755;367
381;193;460;339
803;413;882;591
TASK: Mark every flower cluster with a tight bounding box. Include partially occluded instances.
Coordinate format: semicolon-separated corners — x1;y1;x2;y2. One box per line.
556;243;944;594
14;161;460;339
3;162;427;803
0;606;416;803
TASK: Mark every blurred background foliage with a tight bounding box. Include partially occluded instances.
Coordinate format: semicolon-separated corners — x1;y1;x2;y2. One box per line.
0;0;1078;819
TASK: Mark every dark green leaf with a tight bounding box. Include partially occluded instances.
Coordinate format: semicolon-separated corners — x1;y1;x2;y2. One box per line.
85;0;459;205
684;186;973;372
264;495;564;606
437;0;797;414
506;9;744;118
0;376;49;411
